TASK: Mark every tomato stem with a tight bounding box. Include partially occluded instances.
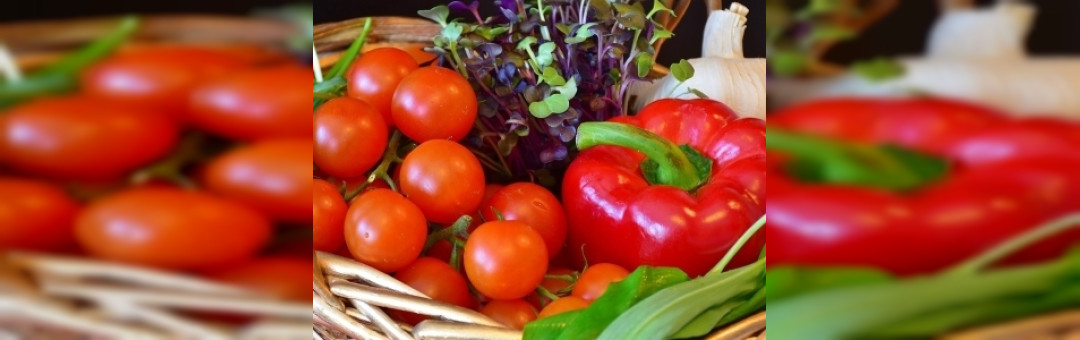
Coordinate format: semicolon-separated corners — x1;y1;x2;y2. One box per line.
944;213;1080;277
576;122;704;191
708;215;766;275
422;215;473;252
536;286;561;305
365;130;403;192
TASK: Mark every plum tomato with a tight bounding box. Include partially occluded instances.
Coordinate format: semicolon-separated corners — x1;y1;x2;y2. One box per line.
345;47;419;126
75;187;272;270
203;138;311;225
189;65;311;141
313;97;387;178
80;46;248;115
392;257;476;324
571;263;630;301
480;299;537;330
391;66;477;142
399;140;485;224
481;182;567;258
0;178;80;251
345;189;427;273
0;96;179;180
204;257;311;302
538;296;590;319
464;221;548;300
313;179;347;252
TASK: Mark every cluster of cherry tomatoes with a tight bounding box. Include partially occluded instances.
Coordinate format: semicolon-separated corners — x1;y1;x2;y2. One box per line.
313;47;633;329
0;44;309;303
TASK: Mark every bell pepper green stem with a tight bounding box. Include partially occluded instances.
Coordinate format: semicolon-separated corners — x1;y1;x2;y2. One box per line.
576;122;702;191
944;213;1080;277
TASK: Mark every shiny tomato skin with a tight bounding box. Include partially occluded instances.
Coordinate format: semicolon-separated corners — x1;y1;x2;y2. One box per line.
538;296;589;319
392;257;476;324
203;138;311;225
399;140;485;224
0;96;179;180
345;189;427;273
204;257;311;302
0;178;80;251
391;66;477;142
75;188;272;270
480;299;537;330
481;182;567;258
464;221;549;300
313;179;347;252
189;65;311;141
80;46;249;115
313;97;387;178
571;263;630;301
345;47;419;126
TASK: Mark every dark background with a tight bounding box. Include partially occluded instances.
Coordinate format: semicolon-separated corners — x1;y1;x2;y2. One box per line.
1;0;301;21
825;0;1080;63
314;0;767;66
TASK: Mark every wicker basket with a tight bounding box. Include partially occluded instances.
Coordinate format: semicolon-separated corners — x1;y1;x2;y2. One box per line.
0;14;307;339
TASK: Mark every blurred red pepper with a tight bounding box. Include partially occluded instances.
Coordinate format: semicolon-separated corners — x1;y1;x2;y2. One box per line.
767;98;1080;276
563;99;766;277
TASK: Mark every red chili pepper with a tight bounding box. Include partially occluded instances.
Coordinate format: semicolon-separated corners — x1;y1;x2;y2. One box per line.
767;98;1080;276
562;99;766;277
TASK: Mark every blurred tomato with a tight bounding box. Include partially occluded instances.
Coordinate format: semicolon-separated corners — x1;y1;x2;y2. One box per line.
204;257;311;302
81;46;248;115
0;178;80;251
75;187;272;270
313;97;387;178
313;179;346;252
345;48;419;126
0;96;179;180
189;65;311;141
203;138;311;225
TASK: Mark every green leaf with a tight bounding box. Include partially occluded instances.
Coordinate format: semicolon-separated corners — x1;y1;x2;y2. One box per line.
635;52;653;78
475;26;510;40
715;286;766;326
852;57;906;83
528;100;553;118
805;23;857;44
688;88;709;99
646;0;676;20
670;301;741;339
670;59;695;83
566;23;599;44
523;310;583;340
553;77;578;98
767;267;894;303
516;36;538;51
553;267;690;340
598;260;765;340
650;26;674;45
541;67;566;86
613;2;647;30
417;5;450;26
442;22;464;41
544;93;570;114
796;0;844;18
535;42;557;67
768;50;809;76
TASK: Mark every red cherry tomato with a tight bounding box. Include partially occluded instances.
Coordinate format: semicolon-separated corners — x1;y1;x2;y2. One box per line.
571;263;630;301
391;66;477;142
480;299;537;330
314;97;387;178
204;257;311;302
75;188;272;270
80;46;248;115
345;47;419;126
189;65;311;141
0;178;80;251
464;221;549;300
313;179;346;252
203;138;311;225
481;182;568;258
538;296;589;319
0;96;179;180
345;189;427;273
392;257;475;324
399;140;485;224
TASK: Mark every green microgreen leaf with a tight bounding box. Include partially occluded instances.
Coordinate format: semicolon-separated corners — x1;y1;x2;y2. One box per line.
650;26;674;45
647;0;677;20
635;52;653;78
553;77;578;98
418;5;450;26
516;36;538;51
670;59;695;83
545;93;571;114
541;67;566;86
536;42;557;67
688;88;709;99
614;2;647;30
442;22;464;41
852;57;906;83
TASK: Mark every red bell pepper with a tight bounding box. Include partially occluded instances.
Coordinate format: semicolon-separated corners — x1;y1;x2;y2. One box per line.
562;99;766;277
767;98;1080;276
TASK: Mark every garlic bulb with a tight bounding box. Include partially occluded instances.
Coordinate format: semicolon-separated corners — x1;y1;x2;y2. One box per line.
629;2;767;120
